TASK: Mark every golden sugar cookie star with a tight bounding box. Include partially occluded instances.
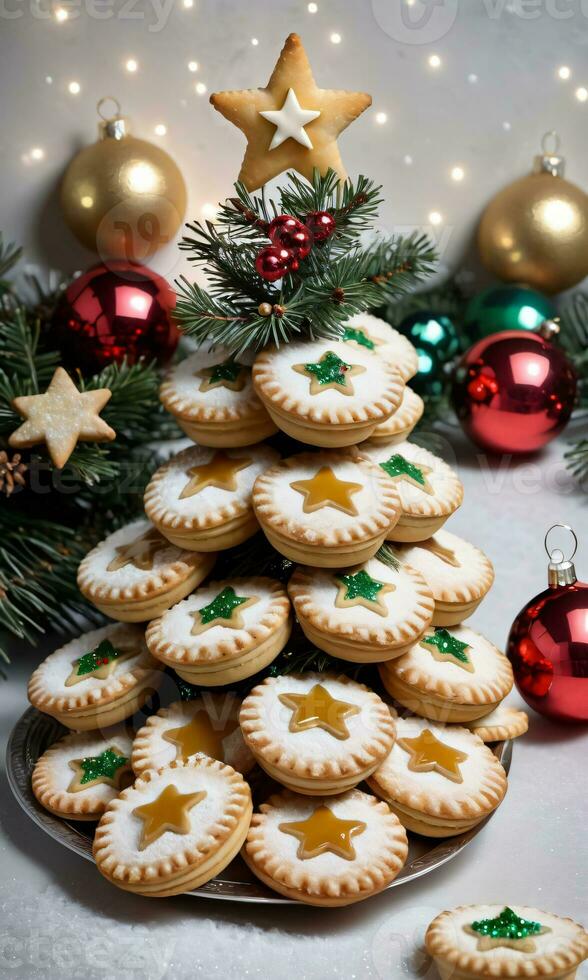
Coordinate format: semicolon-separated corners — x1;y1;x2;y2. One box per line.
9;367;115;469
107;529;166;573
179;451;251;499
290;465;362;516
279;683;360;740
398;728;468;783
163;712;238;762
292;350;365;396
210;33;372;190
132;783;207;850
279;804;366;861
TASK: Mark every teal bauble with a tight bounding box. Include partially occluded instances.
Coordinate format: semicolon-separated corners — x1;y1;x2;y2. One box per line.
397;310;460;396
464;285;556;341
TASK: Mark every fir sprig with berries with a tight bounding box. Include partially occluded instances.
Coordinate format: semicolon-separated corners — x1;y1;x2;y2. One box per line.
175;169;437;356
0;236;178;666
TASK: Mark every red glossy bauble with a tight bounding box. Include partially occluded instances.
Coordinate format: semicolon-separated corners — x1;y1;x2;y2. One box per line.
51;261;178;373
255;245;293;282
305;210;336;243
451;330;577;454
507;580;588;722
268;214;312;259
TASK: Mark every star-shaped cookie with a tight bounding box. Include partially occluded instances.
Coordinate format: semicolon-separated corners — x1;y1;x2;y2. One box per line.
278;683;360;740
107;528;166;573
210;33;372;190
279;804;366;860
163;713;238;762
335;569;395;616
293;351;365;396
290;465;362;515
9;367;116;469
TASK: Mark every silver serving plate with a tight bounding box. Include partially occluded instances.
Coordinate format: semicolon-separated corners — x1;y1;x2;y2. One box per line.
6;706;512;904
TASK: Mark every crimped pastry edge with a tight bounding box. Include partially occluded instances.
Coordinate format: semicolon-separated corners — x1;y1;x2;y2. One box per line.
252;451;401;546
77;542;212;604
287;563;435;647
359;443;465;520
466;707;529;742
32;730;132;817
395;537;495;605
93;757;251;883
27;627;159;715
252;344;405;426
244;787;409;899
368;723;508;820
425;905;588;979
160;358;267;424
239;672;396;780
145;577;291;666
385;628;514;706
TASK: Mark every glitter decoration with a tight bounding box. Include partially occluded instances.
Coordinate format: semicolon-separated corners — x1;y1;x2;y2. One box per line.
78;748;129;785
279;805;366;860
278;683;360;740
197;358;247;392
293;350;365;395
75;640;122;677
465;907;550;952
335;569;395;616
422;628;472;671
379;454;433;493
342;326;376;350
191;586;257;633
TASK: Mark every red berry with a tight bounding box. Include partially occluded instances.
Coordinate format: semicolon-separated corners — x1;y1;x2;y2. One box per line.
255;245;293;282
268;215;312;260
305;210;336;243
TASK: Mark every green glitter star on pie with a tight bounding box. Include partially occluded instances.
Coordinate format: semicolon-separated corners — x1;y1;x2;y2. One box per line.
199;357;247;392
293;350;365;395
79;748;129;784
421;629;473;671
342;326;376;350
191;586;258;634
335;569;395;616
379;454;433;493
464;907;550;952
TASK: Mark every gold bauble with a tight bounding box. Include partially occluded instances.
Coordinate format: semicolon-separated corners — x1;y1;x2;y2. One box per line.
61;98;187;262
478;133;588;294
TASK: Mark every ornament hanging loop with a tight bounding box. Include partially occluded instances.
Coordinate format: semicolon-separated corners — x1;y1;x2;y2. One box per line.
544;523;578;587
96;97;127;140
535;130;565;177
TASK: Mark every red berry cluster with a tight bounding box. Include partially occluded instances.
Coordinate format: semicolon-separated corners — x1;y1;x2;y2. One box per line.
255;211;336;283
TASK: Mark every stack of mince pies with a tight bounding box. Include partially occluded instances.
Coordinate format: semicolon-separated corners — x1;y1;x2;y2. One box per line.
25;317;526;907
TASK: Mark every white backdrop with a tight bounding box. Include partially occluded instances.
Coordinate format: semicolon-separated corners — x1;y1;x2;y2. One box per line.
3;0;588;295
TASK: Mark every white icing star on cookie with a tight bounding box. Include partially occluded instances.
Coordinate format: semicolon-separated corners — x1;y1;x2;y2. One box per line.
259;88;321;150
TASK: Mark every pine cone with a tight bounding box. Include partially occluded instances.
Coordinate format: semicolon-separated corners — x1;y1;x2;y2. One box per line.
0;450;28;496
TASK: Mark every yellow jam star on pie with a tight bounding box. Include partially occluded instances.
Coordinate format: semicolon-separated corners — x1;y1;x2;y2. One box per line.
210;33;372;190
398;729;468;784
163;712;238;762
279;804;367;861
290;466;362;516
179;451;251;499
107;528;166;573
9;367;116;469
419;538;461;567
132;783;207;850
278;683;360;740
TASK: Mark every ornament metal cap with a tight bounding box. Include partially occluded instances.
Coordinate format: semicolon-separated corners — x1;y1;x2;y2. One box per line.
537;318;560;341
533;131;565;177
97;96;129;141
545;523;578;587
